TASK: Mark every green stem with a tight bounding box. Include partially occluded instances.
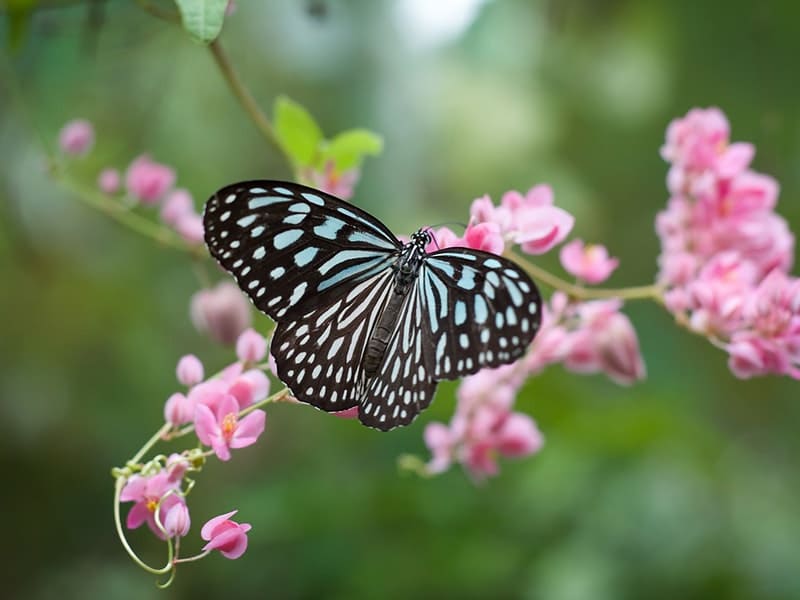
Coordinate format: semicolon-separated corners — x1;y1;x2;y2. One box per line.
51;162;205;258
208;40;283;155
509;250;665;303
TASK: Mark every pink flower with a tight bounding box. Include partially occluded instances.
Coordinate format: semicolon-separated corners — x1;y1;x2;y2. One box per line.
226;369;270;409
160;189;194;226
236;328;267;363
120;471;184;539
559;239;619;284
125;154;175;205
190;281;252;346
164;392;195;426
164;502;191;538
176;354;204;386
513;205;574;255
195;394;266;461
174;213;205;244
59;119;94;156
187;378;229;413
201;510;252;559
462;222;504;255
97;168;121;194
308;162;360;200
165;453;190;482
660;107;730;170
333;406;360;419
427;226;463;251
424;422;455;474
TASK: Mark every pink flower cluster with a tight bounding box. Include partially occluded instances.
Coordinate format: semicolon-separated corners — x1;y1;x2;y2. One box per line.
428;184;575;256
57;119;204;245
657;107;799;379
423;186;642;478
120;329;268;558
425;365;544;480
121;465;251;559
165;328;269;461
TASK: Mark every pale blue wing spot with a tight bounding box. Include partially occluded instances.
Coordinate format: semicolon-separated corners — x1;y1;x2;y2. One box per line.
272;186;292;195
294;246;319;267
314;217;347;240
301;192;325;206
288;202;310;213
454;300;467;326
283;213;306;225
474;295;488;323
248;195;291;210
274;229;303;250
484;258;502;269
253;246;266;260
237;215;256;227
251;225;265;237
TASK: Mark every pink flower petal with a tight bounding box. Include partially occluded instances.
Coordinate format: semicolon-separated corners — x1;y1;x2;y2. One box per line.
194;403;220;447
230;410;266;448
201;510;238;540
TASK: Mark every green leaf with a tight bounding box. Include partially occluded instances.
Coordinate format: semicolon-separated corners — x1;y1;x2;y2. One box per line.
174;0;228;44
322;129;383;171
273;96;324;168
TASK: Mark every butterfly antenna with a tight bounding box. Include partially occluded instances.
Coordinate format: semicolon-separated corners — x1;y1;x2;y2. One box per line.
424;221;469;249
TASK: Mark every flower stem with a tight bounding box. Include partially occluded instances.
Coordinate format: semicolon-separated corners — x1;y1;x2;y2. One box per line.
50;162;204;257
208;40;282;155
510;250;665;302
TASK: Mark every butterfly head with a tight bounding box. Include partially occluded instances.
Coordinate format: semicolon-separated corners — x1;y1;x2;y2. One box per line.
410;228;432;251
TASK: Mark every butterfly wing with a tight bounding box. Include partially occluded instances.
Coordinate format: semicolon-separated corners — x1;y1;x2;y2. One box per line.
203;180;402;320
419;248;542;379
356;249;542;431
357;281;438;430
270;268;396;413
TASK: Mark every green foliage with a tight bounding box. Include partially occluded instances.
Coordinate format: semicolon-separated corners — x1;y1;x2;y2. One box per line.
273;96;324;168
174;0;228;44
2;0;38;51
273;96;383;174
322;129;384;172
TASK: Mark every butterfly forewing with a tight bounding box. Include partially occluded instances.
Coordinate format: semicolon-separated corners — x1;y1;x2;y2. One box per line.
204;181;401;320
420;249;542;378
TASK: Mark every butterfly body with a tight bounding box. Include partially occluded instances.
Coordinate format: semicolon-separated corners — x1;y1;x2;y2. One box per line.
204;181;542;431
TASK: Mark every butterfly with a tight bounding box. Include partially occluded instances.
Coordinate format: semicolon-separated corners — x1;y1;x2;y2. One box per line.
203;180;542;431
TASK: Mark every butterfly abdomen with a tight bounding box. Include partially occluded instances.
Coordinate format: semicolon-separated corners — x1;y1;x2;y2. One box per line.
364;289;408;377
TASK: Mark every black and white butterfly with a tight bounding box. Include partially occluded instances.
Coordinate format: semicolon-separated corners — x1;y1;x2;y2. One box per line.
203;181;542;431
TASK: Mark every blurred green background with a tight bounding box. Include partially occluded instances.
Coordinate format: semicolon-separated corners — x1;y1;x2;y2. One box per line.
2;1;799;599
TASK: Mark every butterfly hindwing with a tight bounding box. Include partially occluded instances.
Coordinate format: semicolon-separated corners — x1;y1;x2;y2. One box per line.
419;248;542;379
270;269;395;413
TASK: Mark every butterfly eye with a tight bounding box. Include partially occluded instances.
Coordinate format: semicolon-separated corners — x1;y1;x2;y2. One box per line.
204;181;542;430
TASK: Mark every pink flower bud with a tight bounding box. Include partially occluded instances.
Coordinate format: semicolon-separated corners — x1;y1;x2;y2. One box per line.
423;422;454;474
496;412;544;457
201;510;252;559
164;392;195;426
236;328;268;363
97;168;121;194
559;239;619;284
176;354;204;386
333;406;359;419
174;213;205;244
160;189;194;226
164;502;191;538
594;312;647;385
125;154;175;205
307;161;360;200
165;453;190;482
190;282;252;346
59;119;94;156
